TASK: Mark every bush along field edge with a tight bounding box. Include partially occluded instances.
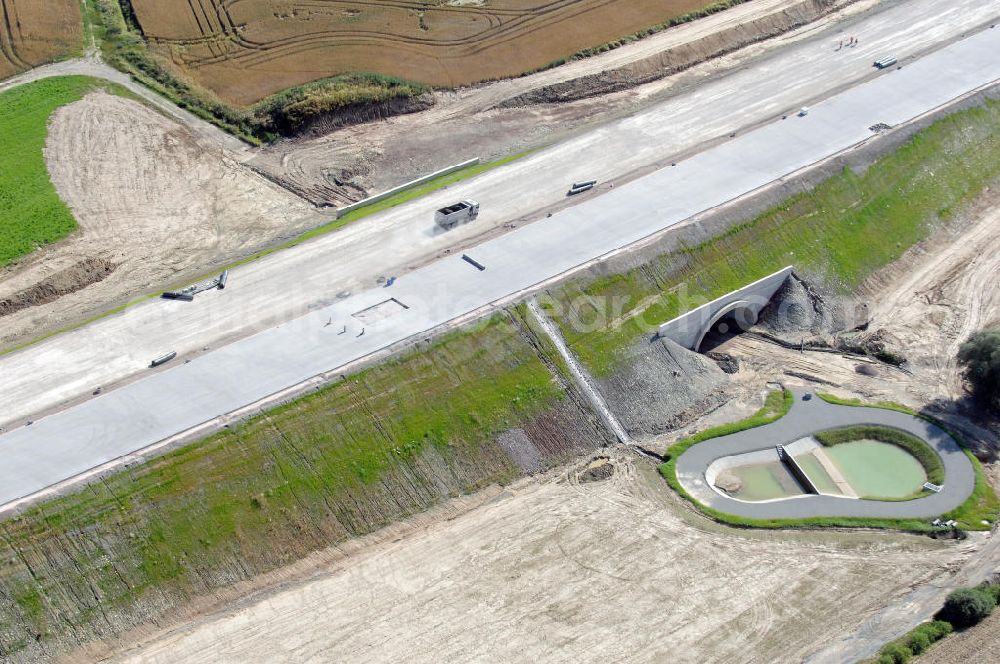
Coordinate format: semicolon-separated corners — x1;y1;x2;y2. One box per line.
87;0;751;143
864;582;1000;663
85;0;431;144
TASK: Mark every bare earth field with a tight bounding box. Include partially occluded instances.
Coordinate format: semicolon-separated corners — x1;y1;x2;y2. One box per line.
109;457;967;664
0;91;319;347
132;0;720;104
0;0;81;79
862;192;1000;407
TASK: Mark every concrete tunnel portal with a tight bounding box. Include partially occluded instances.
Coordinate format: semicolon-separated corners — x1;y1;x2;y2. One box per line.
657;266;793;352
694;300;758;353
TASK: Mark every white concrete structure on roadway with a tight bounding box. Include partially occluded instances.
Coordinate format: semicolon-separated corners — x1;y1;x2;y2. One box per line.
2;0;997;428
1;25;999;509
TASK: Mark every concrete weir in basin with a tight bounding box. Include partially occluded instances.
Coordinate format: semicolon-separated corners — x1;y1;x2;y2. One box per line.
656;266;793;351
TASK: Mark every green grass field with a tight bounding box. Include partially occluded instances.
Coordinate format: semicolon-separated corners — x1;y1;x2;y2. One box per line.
0;76;110;267
547;100;1000;377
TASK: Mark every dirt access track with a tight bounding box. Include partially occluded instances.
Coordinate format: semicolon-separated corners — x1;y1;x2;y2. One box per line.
104;457;974;664
134;0;721;104
0;0;81;80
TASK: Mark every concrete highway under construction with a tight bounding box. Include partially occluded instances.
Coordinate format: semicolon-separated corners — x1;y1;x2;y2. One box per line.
1;23;1000;510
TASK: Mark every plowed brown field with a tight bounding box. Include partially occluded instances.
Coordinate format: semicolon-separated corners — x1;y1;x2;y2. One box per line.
0;0;81;79
132;0;720;104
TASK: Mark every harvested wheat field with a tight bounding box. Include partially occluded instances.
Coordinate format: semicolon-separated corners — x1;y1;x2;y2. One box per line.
132;0;722;104
0;0;81;79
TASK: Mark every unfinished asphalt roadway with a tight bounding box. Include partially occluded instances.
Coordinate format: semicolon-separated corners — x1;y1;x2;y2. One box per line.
1;25;999;509
3;0;998;427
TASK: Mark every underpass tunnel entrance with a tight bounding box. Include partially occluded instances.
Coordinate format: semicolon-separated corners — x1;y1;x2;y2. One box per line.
695;301;757;353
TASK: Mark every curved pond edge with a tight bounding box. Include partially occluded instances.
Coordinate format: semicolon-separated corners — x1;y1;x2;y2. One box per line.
659;388;997;531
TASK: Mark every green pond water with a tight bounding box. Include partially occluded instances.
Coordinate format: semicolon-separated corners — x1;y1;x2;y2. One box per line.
794;453;842;495
728;461;805;501
824;439;926;499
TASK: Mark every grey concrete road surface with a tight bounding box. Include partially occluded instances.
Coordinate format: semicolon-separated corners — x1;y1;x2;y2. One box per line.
1;25;999;509
1;0;998;428
676;389;976;519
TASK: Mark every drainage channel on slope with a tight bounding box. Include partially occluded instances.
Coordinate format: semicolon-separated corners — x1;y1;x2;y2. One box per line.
526;300;630;444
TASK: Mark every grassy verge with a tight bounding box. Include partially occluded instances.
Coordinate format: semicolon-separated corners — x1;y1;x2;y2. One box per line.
85;0;428;144
813;392;915;414
0;314;588;655
656;388;991;531
813;425;945;487
814;393;999;530
546;100;1000;377
662;388;792;463
0;75;137;267
332;149;533;224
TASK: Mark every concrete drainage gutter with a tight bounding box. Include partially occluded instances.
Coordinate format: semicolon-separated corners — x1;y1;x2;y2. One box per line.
525;300;630;445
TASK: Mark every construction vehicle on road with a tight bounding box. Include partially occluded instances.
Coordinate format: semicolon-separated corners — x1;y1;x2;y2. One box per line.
435;200;480;230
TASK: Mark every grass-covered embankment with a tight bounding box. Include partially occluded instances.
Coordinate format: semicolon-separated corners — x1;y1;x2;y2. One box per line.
546;99;1000;377
0;314;607;661
0;76;119;266
813;425;945;489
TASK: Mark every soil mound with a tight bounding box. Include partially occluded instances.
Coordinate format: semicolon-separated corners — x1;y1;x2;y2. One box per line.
598;335;727;436
0;258;116;317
